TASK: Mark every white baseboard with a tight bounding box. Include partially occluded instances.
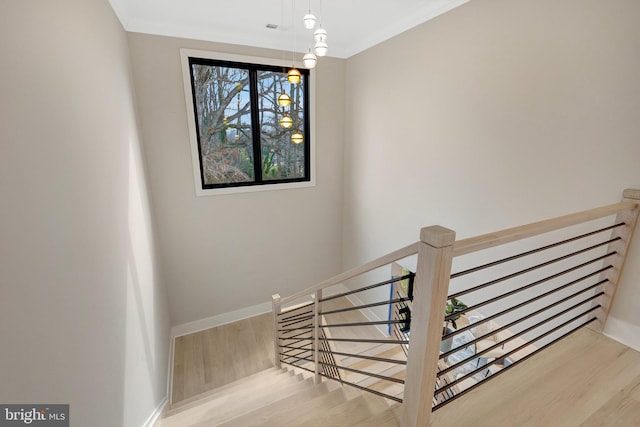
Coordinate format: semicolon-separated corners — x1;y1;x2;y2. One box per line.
171;301;273;338
167;336;175;406
603;317;640;353
142;396;168;427
170;284;353;338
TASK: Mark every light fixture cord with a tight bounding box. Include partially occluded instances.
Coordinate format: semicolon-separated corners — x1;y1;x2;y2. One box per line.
281;0;285;64
292;0;296;66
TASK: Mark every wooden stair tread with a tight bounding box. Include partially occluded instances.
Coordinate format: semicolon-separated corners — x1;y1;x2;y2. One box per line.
224;384;364;426
291;392;392;427
231;387;387;427
160;370;314;426
342;346;405;369
337;343;403;365
167;367;293;415
354;403;402;427
215;377;344;427
356;363;405;387
164;299;410;427
342;358;405;385
160;364;397;427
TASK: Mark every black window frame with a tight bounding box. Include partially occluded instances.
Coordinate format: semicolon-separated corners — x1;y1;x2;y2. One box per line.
187;56;311;190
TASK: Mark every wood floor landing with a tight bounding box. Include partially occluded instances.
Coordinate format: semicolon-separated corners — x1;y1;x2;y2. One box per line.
171;313;275;404
170;297;389;405
430;327;640;426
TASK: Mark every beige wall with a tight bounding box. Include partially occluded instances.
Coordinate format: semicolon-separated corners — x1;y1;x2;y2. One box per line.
343;0;640;348
127;33;346;326
0;1;171;426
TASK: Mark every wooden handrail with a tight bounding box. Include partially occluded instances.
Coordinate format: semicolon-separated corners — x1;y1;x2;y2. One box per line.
280;242;420;305
452;201;638;257
280;195;639;305
280;301;314;314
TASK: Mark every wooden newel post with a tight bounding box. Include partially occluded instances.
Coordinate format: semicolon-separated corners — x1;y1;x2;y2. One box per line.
592;189;640;332
272;294;282;369
402;226;456;427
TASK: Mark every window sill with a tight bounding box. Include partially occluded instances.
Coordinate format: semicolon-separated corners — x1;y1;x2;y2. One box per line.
194;179;316;197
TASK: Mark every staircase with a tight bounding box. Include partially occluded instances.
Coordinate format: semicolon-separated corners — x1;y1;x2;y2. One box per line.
334;343;407;401
157;366;401;427
161;190;639;426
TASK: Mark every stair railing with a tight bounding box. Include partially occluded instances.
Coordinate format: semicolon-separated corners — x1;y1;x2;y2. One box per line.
273;243;419;402
404;189;640;426
313;274;414;402
432;214;632;407
273;189;639;427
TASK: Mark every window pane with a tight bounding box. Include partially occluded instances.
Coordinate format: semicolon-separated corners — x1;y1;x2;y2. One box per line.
191;63;254;185
257;70;306;181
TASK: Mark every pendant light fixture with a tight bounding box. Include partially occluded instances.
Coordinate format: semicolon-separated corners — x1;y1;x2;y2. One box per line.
287;68;301;84
279;113;293;129
303;0;316;29
303;14;316;29
303;49;317;69
313;0;328;57
314;39;328;57
313;27;328;57
291;129;304;144
277;91;292;107
314;27;327;42
287;0;301;82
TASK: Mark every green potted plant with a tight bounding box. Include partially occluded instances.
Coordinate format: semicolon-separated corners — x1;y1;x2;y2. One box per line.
441;297;468;354
445;297;468;330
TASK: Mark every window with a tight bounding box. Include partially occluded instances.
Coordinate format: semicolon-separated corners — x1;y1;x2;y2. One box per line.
181;50;312;195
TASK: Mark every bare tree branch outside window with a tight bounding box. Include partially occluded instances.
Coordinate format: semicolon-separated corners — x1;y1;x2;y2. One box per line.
188;58;310;188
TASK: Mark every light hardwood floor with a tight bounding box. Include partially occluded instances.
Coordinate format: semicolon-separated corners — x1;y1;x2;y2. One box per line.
430;327;640;426
171;313;275;404
171;297;393;404
171;301;640;426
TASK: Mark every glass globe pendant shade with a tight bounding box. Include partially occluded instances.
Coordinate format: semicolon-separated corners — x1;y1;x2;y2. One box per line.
287;67;301;84
303;13;316;29
277;91;291;107
279;114;293;129
303;51;317;69
314;27;328;42
291;130;304;144
314;40;328;57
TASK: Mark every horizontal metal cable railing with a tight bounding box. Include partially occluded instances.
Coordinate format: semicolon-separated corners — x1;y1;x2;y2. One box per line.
317;272;414;403
274;271;415;403
272;190;639;427
432;220;629;409
391;299;411;357
277;302;314;373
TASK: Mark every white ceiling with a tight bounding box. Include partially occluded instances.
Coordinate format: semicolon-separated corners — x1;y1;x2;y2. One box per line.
109;0;469;59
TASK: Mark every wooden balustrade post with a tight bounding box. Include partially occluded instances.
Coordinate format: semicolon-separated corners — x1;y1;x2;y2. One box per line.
402;226;456;427
591;189;640;332
313;289;322;384
272;294;282;369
